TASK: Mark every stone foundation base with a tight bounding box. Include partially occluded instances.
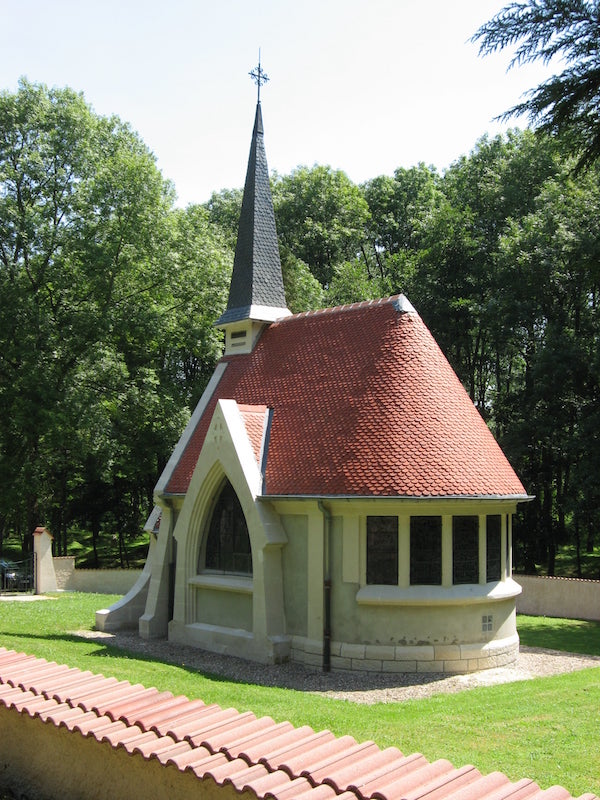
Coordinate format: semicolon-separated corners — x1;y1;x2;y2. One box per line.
290;634;519;674
168;620;291;664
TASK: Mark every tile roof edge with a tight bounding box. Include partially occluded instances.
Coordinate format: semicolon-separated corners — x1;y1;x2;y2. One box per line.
155;362;228;496
259;493;533;502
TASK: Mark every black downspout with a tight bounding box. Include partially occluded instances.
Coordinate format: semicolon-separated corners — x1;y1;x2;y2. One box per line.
318;500;332;672
323;575;331;672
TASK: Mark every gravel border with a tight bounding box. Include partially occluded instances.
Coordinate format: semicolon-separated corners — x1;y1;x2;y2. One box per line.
75;629;600;705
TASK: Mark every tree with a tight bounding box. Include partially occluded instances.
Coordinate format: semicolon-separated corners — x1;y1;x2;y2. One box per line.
473;0;600;170
357;165;441;302
163;205;233;409
0;79;178;554
496;163;600;573
273;165;371;287
362;165;440;262
280;248;325;313
204;187;243;249
404;132;560;411
325;259;387;307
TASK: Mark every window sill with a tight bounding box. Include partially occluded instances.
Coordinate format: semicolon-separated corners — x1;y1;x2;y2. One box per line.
189;574;253;594
356;578;521;606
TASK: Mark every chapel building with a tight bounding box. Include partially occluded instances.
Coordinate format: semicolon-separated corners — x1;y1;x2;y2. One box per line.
97;94;529;673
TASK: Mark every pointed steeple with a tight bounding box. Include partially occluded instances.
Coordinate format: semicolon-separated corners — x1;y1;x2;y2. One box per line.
215;101;290;335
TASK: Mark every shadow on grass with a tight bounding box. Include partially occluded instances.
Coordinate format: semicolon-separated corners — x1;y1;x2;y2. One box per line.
3;628;470;693
0;629;282;689
66;629;506;694
4;624;600;697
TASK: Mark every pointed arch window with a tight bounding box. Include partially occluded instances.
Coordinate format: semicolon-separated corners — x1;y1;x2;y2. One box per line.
203;481;252;575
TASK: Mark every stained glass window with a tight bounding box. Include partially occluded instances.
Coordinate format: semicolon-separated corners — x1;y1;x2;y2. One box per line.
410;516;442;585
203;481;252;575
366;516;398;585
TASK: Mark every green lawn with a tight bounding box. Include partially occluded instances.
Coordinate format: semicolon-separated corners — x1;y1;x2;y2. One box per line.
0;595;599;798
518;613;600;656
0;529;150;569
539;544;600;580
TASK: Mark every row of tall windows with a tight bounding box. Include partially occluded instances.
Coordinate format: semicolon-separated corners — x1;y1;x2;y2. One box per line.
199;482;506;586
367;514;504;586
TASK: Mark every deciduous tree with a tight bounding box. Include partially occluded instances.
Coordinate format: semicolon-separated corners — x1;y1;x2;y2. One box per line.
273;165;371;287
0;80;233;556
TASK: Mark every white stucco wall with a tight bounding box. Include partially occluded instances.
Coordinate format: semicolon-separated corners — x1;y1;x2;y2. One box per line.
33;527;57;594
515;575;600;621
53;557;143;594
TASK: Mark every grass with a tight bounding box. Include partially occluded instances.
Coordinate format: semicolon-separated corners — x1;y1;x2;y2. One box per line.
553;543;600;579
518;613;600;656
0;529;150;569
66;530;150;569
518;543;600;580
0;596;599;798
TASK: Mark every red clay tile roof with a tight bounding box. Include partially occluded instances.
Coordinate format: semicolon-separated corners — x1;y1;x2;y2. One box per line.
238;404;269;466
0;647;595;800
165;296;527;498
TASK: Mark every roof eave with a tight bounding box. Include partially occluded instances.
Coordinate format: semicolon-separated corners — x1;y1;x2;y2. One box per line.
154;492;533;504
215;304;292;328
259;493;534;502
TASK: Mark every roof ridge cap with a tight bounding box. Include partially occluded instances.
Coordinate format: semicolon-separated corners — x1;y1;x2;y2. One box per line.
279;294;418;323
237;403;269;413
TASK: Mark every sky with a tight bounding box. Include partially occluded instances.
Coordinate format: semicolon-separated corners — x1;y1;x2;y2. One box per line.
2;0;557;207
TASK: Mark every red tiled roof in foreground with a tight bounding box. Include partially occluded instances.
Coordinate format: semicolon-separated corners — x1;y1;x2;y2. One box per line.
166;297;527;498
0;647;595;800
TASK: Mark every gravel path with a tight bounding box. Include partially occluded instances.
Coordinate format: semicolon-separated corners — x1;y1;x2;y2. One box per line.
77;630;600;704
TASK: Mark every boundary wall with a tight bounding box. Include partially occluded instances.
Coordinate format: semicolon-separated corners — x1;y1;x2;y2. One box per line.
32;529;142;596
53;556;143;594
33;531;600;623
0;646;596;800
515;575;600;621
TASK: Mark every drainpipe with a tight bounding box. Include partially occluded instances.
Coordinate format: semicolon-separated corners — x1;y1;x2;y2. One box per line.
318;500;332;672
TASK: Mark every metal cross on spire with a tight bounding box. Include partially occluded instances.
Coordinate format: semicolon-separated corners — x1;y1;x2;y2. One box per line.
249;51;269;103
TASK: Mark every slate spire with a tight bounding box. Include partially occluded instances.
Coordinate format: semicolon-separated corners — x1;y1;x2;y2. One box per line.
215;101;290;327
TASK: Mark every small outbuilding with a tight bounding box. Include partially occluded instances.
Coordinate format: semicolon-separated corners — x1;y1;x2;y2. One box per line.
98;96;529;673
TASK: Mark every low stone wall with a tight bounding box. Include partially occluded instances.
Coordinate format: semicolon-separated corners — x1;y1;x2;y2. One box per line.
52;556;76;589
515;575;600;621
290;633;519;674
53;556;142;595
